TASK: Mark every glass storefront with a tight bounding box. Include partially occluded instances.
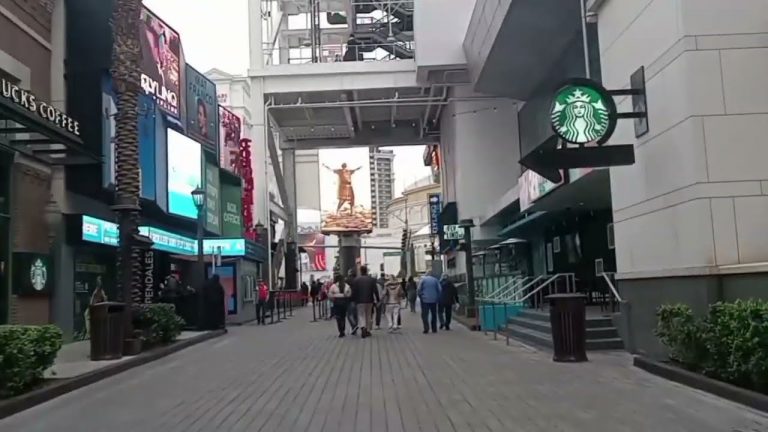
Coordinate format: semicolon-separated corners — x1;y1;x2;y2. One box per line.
73;249;116;339
0;151;10;324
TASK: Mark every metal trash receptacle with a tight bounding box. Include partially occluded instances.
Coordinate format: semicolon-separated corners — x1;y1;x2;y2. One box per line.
89;302;126;360
546;294;588;363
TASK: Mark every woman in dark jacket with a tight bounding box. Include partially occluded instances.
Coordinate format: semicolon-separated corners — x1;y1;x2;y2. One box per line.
203;275;226;330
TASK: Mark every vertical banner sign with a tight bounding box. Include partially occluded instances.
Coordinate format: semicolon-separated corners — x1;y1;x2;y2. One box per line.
139;7;182;119
219;106;241;174
141;250;156;304
185;65;219;155
428;193;441;236
221;182;243;237
239;138;255;241
205;162;221;234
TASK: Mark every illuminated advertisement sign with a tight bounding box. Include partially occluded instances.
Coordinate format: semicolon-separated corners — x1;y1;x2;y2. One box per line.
219;106;241;174
139;7;182;119
81;216;248;257
167;129;202;219
185;65;218;155
239;138;256;241
427;193;441;236
82;215;119;246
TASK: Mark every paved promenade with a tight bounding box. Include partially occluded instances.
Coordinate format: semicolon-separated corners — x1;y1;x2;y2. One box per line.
2;306;767;432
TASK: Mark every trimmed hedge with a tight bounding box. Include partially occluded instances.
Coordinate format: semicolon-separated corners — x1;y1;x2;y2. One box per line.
132;303;185;347
0;325;63;398
656;299;768;393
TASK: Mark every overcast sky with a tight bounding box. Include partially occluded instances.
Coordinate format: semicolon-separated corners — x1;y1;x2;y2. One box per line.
143;0;432;208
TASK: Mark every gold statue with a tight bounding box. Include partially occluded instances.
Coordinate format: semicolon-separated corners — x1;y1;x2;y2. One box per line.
322;162;362;212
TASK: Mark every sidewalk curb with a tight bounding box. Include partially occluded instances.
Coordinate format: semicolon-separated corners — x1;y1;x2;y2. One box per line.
0;329;226;420
633;355;768;413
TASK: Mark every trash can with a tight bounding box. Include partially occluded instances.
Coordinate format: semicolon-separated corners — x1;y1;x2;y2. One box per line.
546;294;588;363
89;302;126;361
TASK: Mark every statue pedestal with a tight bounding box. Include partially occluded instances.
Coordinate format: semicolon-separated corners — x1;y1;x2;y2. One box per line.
336;233;362;277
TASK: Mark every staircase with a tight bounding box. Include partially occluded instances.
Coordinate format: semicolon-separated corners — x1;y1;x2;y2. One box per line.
502;309;624;351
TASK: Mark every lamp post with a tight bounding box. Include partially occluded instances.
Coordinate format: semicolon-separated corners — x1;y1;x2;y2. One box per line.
459;218;476;318
191;186;206;330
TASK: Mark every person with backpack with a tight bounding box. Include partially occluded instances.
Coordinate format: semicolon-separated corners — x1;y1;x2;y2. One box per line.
256;280;270;325
328;274;352;337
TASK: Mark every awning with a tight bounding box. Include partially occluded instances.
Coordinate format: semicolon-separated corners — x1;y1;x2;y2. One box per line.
497;211;548;238
0;86;100;165
488;238;527;249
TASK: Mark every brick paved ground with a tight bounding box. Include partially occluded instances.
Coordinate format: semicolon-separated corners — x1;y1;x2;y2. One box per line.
3;306;768;432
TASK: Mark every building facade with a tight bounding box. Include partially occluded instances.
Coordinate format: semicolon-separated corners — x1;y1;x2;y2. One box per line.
387;176;441;274
369;147;394;228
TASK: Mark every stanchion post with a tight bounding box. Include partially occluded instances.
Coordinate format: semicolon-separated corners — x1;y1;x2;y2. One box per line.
289;293;294;316
270;292;275;324
312;298;317;322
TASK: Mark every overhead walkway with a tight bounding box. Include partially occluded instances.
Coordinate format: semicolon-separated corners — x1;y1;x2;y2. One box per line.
3;306;766;431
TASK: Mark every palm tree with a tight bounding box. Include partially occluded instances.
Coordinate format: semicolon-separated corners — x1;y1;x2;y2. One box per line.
110;0;143;337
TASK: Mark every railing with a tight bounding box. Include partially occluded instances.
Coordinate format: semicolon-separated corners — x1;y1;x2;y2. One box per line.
599;272;622;313
477;276;528;303
516;273;576;309
264;42;414;65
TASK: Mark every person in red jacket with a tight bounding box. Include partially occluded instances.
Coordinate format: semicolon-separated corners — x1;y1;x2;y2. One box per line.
256;280;270;325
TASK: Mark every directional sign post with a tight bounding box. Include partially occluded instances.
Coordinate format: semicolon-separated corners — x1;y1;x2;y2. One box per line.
443;224;464;241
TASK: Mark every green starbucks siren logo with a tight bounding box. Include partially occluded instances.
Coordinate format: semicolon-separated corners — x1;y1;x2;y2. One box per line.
551;82;615;145
30;258;48;291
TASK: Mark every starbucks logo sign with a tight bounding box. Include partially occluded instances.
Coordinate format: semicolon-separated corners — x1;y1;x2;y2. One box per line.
550;79;617;145
30;258;48;291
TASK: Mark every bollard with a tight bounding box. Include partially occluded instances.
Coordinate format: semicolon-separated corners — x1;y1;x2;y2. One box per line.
493;300;498;341
270;295;275;324
289;293;294;316
504;303;510;346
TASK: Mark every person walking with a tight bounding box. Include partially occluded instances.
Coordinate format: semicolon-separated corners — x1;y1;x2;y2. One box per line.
374;274;387;330
417;272;441;334
438;274;459;330
351;265;380;338
300;280;310;306
384;279;403;332
406;276;418;312
309;275;320;304
346;269;359;334
256;279;269;325
203;274;227;330
329;274;352;337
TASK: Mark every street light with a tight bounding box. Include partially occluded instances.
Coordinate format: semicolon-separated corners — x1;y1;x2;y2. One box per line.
191;186;206;330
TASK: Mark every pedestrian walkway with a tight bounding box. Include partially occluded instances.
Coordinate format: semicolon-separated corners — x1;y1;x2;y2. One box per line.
2;306;766;432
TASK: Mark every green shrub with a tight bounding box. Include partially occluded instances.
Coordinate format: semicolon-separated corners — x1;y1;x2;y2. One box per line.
656;299;768;393
0;325;63;398
132;303;185;346
655;304;705;368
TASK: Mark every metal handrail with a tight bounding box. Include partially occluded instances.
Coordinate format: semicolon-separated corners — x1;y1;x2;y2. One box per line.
517;273;577;303
476;277;526;303
601;272;623;302
505;275;546;302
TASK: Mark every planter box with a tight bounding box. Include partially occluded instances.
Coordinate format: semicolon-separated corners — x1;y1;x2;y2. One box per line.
634;356;768;413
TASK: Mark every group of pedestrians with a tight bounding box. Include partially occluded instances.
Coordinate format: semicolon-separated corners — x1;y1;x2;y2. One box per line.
321;268;459;338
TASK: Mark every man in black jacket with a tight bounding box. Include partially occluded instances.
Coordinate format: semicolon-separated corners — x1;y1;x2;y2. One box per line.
438;274;459;330
351;265;380;338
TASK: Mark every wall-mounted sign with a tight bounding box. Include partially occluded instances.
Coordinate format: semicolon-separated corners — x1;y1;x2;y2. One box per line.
631;66;649;138
239;138;256;241
81;215;251;258
139;249;156;304
550;80;616;145
202;238;245;256
1;78;81;136
427;193;441;236
82;215;119;246
443;225;464;241
221;182;243;238
139;7;183;119
12;253;52;295
139;226;197;255
185;65;218;155
205;162;221;234
219;106;241;174
519;169;563;211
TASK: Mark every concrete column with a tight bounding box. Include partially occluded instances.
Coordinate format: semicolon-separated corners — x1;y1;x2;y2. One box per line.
282;148;297;290
248;0;264;71
338;234;362;277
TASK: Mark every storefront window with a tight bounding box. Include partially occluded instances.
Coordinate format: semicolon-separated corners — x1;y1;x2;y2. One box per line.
0;151;9;324
73;252;116;339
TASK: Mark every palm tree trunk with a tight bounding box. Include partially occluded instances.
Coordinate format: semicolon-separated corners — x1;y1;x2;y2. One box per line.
111;0;143;339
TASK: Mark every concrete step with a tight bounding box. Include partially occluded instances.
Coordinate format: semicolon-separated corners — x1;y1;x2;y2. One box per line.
517;309;549;322
586;337;625;350
508;316;551;334
500;326;553;349
587;326;620;340
586;317;615;329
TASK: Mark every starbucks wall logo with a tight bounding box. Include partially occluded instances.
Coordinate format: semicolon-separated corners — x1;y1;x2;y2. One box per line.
550;80;616;145
30;258;48;291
